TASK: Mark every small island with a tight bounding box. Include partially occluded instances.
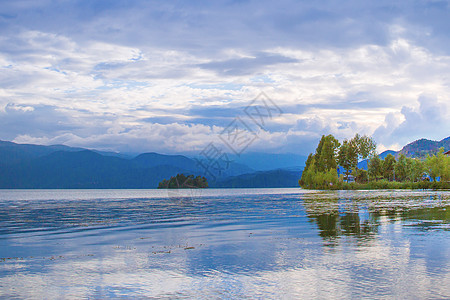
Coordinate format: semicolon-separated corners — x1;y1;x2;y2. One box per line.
158;174;208;189
299;134;450;190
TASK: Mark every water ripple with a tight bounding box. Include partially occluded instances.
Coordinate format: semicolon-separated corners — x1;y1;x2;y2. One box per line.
0;189;449;299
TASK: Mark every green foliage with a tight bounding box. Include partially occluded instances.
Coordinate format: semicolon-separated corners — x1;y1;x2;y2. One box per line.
351;134;377;182
382;154;396;181
355;169;368;183
300;149;340;189
314;135;340;172
425;148;449;181
299;167;339;190
341;180;450;190
394;154;408;181
409;158;425;182
352;133;377;160
300;134;450;191
304;153;314;171
445;154;450;181
158;174;208;189
299;155;316;188
337;140;358;181
368;154;382;180
300;135;340;187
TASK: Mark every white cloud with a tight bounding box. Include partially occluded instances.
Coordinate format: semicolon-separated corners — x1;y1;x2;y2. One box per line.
374;94;450;149
1;24;450;154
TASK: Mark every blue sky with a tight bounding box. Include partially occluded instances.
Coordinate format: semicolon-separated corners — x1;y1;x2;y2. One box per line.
0;0;449;155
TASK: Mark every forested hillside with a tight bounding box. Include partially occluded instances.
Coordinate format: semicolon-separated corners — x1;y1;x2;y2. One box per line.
399;137;450;158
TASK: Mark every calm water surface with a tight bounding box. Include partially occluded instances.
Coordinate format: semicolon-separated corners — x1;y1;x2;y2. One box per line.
0;188;449;299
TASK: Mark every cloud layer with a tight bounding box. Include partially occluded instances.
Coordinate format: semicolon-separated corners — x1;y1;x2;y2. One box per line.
1;1;450;154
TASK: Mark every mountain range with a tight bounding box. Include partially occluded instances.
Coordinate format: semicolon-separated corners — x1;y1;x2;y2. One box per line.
398;137;450;158
357;136;449;169
0;140;303;189
1;136;447;189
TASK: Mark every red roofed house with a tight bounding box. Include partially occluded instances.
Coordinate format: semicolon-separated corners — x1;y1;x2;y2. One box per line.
445;150;450;156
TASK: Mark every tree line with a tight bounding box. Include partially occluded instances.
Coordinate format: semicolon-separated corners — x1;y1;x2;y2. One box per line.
299;134;450;189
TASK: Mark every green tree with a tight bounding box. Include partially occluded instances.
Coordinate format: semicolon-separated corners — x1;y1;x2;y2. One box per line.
355;168;368;183
338;140;358;182
304;153;314;171
409;158;424;182
300;135;340;188
352;134;377;161
300;155;316;188
350;134;377;182
324;168;339;187
158;179;169;188
368;155;382;180
382;154;396;181
193;175;208;188
425;148;448;181
314;135;340;172
394;154;408;181
444;153;450;181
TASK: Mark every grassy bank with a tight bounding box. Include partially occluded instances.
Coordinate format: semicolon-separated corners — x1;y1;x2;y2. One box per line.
323;180;450;190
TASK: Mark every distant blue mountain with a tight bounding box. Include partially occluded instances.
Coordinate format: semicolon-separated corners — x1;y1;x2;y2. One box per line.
0;140;299;189
133;152;200;170
229;152;307;171
0;140;128;165
211;169;301;188
378;150;398;159
0;149;183;188
357;150;398;170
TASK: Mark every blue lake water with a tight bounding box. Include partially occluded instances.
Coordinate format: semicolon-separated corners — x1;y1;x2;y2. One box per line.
0;188;449;299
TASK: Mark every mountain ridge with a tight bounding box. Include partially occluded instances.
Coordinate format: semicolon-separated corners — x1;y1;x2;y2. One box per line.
357;136;449;170
1;136;447;188
399;137;450;158
0;140;299;188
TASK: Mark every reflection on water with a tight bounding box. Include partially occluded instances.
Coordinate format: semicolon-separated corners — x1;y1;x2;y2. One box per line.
0;189;449;299
303;191;449;243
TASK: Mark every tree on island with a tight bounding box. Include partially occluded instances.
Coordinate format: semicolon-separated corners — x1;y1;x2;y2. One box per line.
158;174;208;189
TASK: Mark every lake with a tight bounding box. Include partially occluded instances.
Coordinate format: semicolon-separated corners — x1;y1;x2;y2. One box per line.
0;188;449;299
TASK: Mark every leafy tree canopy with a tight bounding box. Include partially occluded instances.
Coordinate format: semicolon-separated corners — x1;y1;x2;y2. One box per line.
300;134;449;190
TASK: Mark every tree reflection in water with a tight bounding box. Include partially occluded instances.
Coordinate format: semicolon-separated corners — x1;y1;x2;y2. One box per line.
302;192;449;247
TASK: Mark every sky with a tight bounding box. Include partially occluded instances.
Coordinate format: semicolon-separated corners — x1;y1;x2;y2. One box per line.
1;0;450;155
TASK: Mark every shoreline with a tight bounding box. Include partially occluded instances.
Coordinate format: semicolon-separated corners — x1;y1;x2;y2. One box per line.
301;180;450;190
